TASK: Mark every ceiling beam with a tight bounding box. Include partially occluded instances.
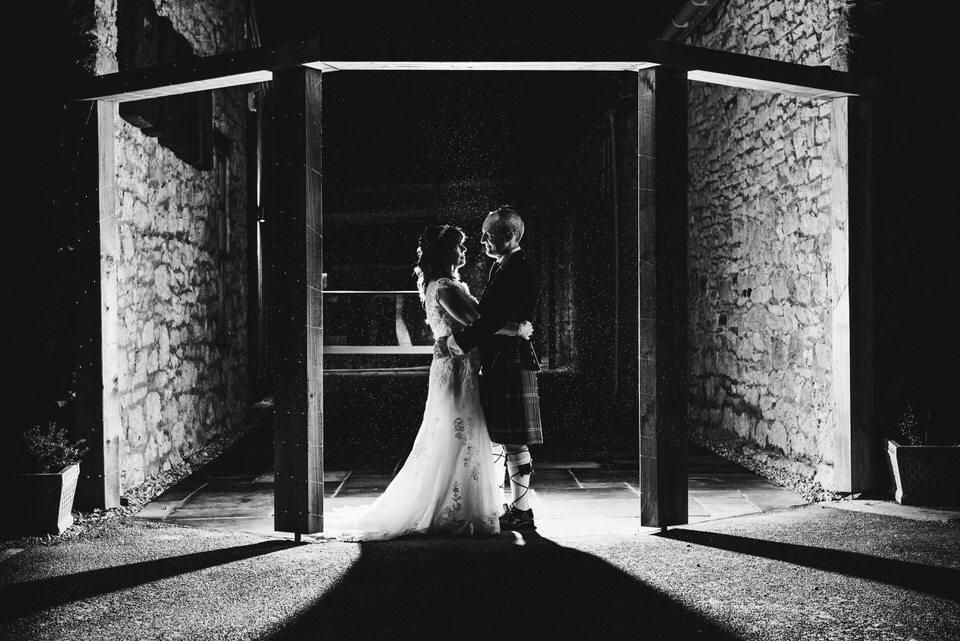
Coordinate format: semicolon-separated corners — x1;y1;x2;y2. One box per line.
70;37;887;103
647;40;884;99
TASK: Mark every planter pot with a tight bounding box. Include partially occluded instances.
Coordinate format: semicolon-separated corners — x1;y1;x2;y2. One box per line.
6;463;81;536
885;440;960;506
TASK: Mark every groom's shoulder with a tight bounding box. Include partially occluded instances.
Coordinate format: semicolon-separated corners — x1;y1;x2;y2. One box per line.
510;252;539;282
514;249;536;266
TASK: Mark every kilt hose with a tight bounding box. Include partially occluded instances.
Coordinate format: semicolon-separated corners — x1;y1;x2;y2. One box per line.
480;349;543;446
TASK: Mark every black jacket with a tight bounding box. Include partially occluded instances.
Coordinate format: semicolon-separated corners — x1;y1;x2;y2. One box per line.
453;249;541;371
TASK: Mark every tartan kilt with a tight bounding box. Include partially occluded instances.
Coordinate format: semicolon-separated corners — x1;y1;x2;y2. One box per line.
480;349;543;446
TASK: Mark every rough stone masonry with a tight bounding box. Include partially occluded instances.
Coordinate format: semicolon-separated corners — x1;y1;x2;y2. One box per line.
684;0;851;490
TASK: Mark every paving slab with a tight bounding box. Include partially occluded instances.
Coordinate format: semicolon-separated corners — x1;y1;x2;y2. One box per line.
135;441;815;538
534;498;643;520
687;499;711;517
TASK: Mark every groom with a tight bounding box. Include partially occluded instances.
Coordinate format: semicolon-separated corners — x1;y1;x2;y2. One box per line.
441;205;543;530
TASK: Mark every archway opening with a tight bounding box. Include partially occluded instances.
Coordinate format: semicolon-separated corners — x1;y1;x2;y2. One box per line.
315;69;642;483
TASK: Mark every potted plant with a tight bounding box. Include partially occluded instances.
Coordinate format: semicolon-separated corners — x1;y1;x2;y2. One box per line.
6;421;89;537
885;401;960;506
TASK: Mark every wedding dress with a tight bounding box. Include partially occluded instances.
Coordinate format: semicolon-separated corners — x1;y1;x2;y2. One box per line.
320;278;504;541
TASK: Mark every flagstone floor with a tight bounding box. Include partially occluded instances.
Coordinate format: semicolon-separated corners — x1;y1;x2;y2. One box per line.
136;437;808;539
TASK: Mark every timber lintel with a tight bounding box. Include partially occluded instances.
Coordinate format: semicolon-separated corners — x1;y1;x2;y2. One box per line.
71;38;888;104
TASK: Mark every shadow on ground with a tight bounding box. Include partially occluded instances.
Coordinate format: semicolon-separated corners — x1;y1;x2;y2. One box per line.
0;540;300;620
658;529;960;601
263;531;739;640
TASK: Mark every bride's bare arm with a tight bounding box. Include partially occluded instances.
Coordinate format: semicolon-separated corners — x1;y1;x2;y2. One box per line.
436;284;480;326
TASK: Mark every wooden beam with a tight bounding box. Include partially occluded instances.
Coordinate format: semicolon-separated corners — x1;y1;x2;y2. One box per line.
305;61;655;72
830;98;853;492
308;39;885;100
638;66;689;529
848;98;877;491
270;67;324;536
646;40;886;99
832;97;877;493
73;100;122;510
97;101;123;509
71;39;321;103
686;70;853;100
71;38;886;104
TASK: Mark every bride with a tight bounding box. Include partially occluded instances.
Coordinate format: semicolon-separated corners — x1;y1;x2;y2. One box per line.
321;224;532;541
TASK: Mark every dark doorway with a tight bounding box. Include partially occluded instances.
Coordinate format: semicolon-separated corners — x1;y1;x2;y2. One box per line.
315;70;641;470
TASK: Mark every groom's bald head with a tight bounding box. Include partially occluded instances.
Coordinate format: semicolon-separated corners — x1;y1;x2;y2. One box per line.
481;206;524;259
485;206;524;242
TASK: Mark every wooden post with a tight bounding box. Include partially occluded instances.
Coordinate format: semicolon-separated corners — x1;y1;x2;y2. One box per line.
831;97;876;493
637;67;689;529
73;100;122;510
270;67;324;536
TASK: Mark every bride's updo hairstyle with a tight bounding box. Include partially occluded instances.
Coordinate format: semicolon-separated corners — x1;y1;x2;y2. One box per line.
414;223;466;303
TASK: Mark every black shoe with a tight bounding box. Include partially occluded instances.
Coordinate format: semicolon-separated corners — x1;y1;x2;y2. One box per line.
500;506;535;529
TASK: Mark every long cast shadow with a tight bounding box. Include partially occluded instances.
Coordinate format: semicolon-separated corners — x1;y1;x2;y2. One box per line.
0;539;299;620
264;530;741;640
659;529;960;602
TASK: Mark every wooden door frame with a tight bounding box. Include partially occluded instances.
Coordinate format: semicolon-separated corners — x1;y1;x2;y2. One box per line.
72;39;882;533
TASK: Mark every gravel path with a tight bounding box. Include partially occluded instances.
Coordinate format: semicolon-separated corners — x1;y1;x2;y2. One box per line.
2;502;958;640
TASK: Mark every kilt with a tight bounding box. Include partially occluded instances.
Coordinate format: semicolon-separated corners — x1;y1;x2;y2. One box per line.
480;348;543;446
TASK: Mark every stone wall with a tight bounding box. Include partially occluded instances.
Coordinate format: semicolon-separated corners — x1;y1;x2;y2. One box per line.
684;0;850;487
95;0;251;489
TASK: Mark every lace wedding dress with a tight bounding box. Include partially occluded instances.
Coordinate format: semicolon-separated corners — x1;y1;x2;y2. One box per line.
321;278;504;541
